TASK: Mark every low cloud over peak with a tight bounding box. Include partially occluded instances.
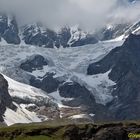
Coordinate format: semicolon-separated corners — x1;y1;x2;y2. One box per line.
0;0;140;30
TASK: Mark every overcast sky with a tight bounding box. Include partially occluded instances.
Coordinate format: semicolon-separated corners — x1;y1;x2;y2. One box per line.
0;0;140;30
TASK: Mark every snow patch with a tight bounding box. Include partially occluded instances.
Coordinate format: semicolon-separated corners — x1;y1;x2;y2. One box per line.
3;74;49;100
4;103;42;126
69;114;88;119
50;91;74;108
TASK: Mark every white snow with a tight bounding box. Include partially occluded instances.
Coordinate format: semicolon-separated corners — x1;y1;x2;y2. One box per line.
7;15;13;27
132;26;140;34
4;103;42;126
122;20;140;38
68;25;87;46
69;114;88;119
31;65;49;78
89;113;95;117
2;74;51;126
106;24;114;30
104;34;125;42
0;38;7;45
0;39;123;108
50;91;74;108
3;74;49;100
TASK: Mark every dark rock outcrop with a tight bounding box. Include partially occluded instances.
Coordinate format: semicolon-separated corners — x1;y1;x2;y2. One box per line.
20;55;61;93
0;74;13;121
3;16;20;44
30;73;61;93
20;55;48;72
22;24;98;48
88;33;140;81
58;82;111;121
0;14;98;48
71;34;98;47
0;14;20;44
95;23;130;41
57;27;71;47
87;34;140;121
59;82;96;107
41;74;61;93
22;23;57;48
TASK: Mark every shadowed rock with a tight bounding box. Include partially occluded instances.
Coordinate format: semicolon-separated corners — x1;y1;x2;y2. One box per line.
87;34;140;121
0;74;14;121
20;55;48;72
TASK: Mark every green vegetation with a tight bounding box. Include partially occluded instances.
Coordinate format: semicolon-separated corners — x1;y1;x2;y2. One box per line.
0;120;139;140
0;136;54;140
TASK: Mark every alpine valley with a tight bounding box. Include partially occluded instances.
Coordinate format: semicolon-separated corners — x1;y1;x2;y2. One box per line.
0;0;139;138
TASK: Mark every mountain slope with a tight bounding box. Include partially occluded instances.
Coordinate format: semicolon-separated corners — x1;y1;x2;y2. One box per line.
95;19;140;41
2;73;95;126
0;74;14;123
0;28;140;124
21;24;98;48
87;34;140;120
2;74;60;126
0;38;124;124
0;11;140;125
0;13;140;48
0;15;98;48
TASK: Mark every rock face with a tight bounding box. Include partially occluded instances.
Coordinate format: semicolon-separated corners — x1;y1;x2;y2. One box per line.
20;55;61;93
0;14;98;48
95;24;129;41
58;82;111;121
19;52;113;122
59;82;96;107
20;55;48;72
71;34;98;47
0;74;13;121
0;14;8;35
22;23;57;48
3;16;20;44
57;27;71;47
0;14;20;44
20;55;62;93
22;24;98;48
95;20;140;41
30;73;61;93
41;74;61;93
87;34;140;121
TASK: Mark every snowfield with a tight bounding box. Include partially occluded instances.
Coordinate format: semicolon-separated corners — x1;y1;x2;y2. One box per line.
0;39;123;105
4;104;42;126
3;74;49;100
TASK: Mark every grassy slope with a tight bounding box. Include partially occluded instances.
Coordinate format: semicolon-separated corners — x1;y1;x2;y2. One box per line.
0;120;140;140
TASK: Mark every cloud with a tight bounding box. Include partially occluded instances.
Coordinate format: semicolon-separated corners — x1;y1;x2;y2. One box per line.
110;2;140;24
0;0;139;30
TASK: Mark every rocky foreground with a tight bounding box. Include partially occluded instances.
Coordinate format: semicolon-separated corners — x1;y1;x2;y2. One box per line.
0;120;140;140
